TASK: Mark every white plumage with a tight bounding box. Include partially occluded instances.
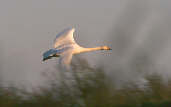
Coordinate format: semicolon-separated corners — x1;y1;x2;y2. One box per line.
43;27;111;69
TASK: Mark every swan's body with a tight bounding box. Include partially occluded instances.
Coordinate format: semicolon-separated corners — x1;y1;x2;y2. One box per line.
43;28;111;68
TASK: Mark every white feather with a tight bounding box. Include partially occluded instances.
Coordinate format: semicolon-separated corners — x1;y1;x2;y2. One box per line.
43;27;111;70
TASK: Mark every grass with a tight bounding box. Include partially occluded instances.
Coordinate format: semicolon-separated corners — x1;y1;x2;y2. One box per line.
0;58;171;107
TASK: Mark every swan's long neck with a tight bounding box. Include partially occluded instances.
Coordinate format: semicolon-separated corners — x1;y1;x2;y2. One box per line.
80;46;103;53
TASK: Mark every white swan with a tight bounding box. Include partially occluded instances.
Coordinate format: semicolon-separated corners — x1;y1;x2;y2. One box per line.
43;28;111;68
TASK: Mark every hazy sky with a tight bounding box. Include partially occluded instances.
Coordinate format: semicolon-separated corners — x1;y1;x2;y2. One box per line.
0;0;171;87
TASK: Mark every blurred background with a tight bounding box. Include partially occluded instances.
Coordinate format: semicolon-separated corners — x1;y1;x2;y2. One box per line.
0;0;171;106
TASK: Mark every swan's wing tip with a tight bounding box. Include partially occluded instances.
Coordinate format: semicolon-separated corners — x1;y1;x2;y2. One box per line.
67;27;75;34
65;27;75;32
71;28;75;32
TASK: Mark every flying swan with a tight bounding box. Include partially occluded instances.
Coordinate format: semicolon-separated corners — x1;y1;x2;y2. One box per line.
43;28;111;68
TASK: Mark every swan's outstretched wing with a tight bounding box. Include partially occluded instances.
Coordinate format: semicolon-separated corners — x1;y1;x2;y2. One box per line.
54;28;76;48
59;48;73;69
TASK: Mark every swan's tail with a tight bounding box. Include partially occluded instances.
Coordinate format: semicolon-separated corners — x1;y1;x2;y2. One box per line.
42;49;60;61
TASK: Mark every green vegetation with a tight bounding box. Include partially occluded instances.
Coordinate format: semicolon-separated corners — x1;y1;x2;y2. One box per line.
0;58;171;107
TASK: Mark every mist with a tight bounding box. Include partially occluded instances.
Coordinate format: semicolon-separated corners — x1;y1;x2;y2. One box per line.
0;0;171;89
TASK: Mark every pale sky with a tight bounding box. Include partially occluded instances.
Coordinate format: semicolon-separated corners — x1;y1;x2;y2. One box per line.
0;0;171;87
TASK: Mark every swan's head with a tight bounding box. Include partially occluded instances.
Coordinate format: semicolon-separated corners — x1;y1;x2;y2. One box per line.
101;46;112;50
